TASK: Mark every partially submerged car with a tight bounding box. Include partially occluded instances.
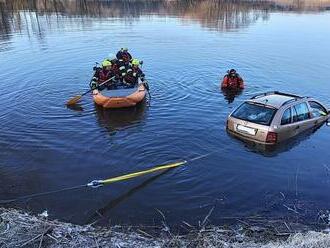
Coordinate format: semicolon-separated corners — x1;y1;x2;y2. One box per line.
227;91;330;145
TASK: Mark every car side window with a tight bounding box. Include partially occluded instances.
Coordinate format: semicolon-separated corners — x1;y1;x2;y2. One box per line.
292;103;310;122
292;107;298;122
281;108;292;125
309;101;327;118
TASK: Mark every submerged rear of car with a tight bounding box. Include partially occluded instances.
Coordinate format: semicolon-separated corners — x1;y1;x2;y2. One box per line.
227;92;330;145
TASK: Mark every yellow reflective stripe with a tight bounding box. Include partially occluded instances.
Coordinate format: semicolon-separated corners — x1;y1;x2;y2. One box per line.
101;161;187;185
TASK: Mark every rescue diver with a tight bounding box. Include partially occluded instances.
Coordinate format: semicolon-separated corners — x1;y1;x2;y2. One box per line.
221;69;244;90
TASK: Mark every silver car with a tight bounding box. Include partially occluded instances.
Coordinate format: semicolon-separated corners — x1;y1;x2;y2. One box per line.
227;91;330;145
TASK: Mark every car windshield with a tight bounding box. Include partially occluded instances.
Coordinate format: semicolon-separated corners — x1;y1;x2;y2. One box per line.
231;102;277;126
309;101;327;118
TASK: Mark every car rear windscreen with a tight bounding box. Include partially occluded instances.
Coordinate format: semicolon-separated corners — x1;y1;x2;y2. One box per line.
231;102;277;126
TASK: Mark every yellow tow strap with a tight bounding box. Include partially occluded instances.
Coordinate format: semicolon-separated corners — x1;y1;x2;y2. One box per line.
87;160;187;188
1;159;200;203
102;160;187;184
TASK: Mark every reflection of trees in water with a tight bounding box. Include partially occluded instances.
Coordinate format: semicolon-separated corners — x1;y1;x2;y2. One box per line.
0;0;329;38
0;2;41;40
274;0;330;11
0;2;12;39
169;0;270;31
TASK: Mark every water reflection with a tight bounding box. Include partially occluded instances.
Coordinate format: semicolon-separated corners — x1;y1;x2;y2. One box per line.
221;88;243;104
0;2;11;39
66;103;84;112
94;101;146;134
1;0;330;229
1;0;329;41
86;169;170;225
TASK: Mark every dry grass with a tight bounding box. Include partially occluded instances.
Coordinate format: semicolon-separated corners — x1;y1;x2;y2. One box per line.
1;208;330;248
0;208;158;248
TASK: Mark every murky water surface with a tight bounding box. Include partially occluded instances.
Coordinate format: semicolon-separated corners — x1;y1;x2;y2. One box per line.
1;0;330;228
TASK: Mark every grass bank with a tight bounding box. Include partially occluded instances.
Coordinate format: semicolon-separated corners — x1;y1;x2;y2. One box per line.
1;208;330;248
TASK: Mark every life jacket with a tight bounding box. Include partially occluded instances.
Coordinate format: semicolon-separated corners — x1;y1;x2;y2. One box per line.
124;67;144;85
124;69;137;85
98;69;112;83
117;60;128;78
132;67;142;78
124;52;132;63
111;63;120;77
221;74;244;89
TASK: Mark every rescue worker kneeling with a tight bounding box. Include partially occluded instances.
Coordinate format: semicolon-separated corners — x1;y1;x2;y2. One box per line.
123;59;145;87
221;69;244;90
92;60;115;90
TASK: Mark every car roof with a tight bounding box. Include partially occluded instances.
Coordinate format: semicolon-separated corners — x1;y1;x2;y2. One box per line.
248;92;303;109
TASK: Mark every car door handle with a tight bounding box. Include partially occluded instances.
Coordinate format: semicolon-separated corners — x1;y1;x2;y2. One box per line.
295;126;300;130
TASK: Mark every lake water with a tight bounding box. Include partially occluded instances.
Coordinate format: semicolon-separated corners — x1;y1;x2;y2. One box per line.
1;0;330;229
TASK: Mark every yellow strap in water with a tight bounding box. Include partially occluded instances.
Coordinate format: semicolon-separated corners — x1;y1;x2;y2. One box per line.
101;160;187;185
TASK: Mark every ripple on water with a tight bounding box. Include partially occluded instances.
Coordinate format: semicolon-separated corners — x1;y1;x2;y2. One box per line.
1;8;330;228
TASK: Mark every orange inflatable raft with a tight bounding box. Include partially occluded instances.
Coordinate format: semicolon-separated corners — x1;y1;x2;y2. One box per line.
92;83;146;108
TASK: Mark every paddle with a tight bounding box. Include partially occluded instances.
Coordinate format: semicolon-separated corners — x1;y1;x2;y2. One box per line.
66;76;115;106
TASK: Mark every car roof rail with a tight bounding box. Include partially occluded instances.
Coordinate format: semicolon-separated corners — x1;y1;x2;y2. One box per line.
275;91;303;98
250;91;276;99
281;99;297;106
250;91;303;100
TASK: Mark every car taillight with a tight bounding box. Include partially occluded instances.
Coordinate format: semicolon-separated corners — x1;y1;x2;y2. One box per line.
266;132;277;144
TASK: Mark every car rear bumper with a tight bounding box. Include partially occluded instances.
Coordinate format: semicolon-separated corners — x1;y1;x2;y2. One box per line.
227;129;275;145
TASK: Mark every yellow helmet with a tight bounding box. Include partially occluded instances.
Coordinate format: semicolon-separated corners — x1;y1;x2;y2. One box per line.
102;60;112;67
131;59;140;66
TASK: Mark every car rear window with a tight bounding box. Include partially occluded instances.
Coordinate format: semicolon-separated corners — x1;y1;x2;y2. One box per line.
231;102;277;126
